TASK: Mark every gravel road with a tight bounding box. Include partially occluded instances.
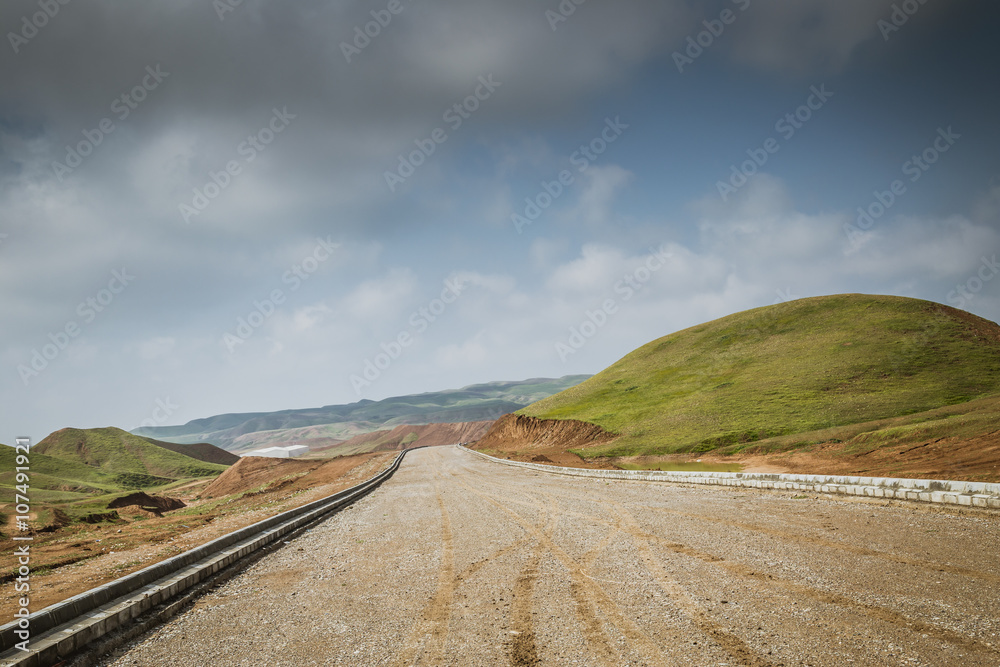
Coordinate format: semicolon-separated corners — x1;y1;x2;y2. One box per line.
99;446;1000;666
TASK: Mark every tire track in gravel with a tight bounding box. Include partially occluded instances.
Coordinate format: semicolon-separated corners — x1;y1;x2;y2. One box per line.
448;466;625;667
448;472;677;666
605;500;778;667
623;508;1000;654
453;452;1000;665
634;529;1000;656
507;488;564;667
442;482;609;665
509;539;543;666
529;479;1000;647
641;505;1000;584
457;534;531;584
458;462;773;664
458;461;744;662
536;491;625;667
596;498;1000;659
487;464;1000;662
716;559;1000;657
393;480;456;667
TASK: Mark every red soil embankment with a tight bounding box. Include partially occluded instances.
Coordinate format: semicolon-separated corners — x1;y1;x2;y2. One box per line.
201;456;319;498
471;414;618;468
201;452;389;498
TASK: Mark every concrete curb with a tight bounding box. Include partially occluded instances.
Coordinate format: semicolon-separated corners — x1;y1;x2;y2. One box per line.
1;447;421;667
458;446;1000;509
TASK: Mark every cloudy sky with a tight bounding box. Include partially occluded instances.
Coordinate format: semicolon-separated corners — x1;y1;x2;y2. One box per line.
3;0;999;441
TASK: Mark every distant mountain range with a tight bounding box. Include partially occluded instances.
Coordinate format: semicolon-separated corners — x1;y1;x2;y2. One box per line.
132;376;590;453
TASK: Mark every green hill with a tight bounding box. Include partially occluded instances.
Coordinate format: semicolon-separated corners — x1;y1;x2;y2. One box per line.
522;295;1000;457
0;444;122;498
33;427;229;486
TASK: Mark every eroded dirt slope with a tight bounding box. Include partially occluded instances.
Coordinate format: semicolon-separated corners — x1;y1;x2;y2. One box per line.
0;452;395;612
692;428;1000;482
201;456;320;498
477;410;1000;482
472;413;618;468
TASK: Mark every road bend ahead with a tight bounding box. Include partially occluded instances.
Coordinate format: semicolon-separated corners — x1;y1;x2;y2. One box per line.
100;446;1000;666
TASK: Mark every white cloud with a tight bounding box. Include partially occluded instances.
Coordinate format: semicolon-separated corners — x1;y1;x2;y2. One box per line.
291;304;334;333
546;244;629;295
433;330;490;369
340;269;417;323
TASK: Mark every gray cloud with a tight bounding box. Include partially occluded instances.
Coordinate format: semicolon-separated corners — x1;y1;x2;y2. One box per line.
1;0;997;440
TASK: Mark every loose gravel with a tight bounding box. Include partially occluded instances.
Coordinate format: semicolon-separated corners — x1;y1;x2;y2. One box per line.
97;446;1000;666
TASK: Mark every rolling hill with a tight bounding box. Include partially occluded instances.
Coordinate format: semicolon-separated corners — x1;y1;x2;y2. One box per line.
33;427;230;488
0;443;122;500
480;295;1000;463
133;376;589;452
1;428;234;514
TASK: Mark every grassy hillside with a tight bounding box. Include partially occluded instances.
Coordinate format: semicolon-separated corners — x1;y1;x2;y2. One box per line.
0;444;122;499
522;295;1000;457
134;376;590;451
33;427;229;484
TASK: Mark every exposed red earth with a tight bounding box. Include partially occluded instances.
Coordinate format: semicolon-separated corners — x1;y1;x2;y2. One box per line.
473;412;1000;482
0;451;396;612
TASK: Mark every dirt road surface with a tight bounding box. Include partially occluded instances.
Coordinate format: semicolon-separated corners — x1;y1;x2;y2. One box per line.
98;446;1000;666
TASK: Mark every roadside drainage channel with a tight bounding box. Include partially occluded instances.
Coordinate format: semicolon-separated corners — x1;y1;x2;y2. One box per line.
0;447;422;667
458;446;1000;509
